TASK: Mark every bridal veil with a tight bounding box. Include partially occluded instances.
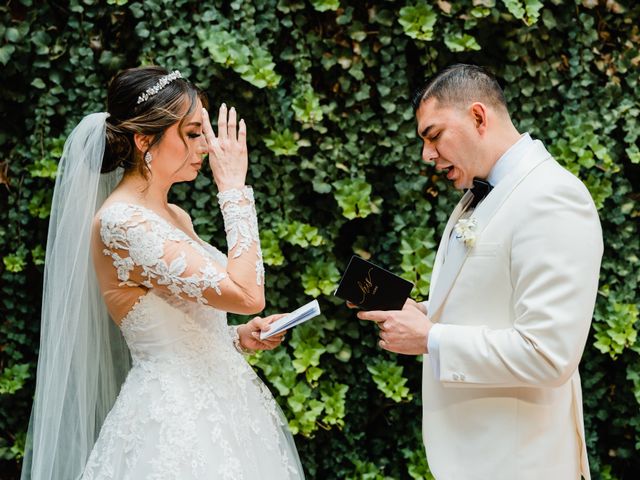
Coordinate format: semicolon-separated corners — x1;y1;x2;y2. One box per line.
21;113;130;480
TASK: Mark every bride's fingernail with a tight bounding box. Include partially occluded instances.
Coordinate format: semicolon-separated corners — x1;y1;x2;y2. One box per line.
252;332;259;338
221;103;227;109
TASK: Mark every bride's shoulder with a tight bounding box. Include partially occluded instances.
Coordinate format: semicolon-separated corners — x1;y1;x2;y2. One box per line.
92;199;155;249
168;203;193;226
93;196;145;231
95;198;130;221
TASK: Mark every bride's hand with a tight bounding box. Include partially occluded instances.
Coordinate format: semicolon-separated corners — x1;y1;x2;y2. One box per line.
238;314;288;352
202;104;247;192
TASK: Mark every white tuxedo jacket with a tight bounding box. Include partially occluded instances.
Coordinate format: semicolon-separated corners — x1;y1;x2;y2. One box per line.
422;141;603;480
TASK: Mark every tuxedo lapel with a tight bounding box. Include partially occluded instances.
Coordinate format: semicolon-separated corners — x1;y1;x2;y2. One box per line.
429;191;474;293
428;141;552;322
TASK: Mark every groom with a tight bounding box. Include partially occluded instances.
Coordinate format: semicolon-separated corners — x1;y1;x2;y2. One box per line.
358;64;603;479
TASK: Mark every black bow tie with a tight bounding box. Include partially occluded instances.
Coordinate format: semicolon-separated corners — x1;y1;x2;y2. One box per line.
467;179;493;208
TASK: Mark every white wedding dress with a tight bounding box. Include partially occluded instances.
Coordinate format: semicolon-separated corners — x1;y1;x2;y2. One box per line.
81;188;304;479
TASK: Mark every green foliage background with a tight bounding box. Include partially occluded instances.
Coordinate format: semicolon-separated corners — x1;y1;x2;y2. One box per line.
1;0;639;478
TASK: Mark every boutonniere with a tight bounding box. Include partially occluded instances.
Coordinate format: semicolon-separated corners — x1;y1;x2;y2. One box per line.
454;217;478;248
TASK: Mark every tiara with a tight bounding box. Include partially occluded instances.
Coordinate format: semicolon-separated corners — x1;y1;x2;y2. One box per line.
136;70;183;104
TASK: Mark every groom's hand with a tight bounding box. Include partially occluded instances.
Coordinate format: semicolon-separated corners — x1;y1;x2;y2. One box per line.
403;298;427;315
357;302;433;355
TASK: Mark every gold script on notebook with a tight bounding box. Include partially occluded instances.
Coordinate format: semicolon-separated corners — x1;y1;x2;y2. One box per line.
357;268;379;304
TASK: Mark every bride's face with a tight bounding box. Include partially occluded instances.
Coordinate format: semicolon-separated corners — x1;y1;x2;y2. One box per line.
148;97;208;184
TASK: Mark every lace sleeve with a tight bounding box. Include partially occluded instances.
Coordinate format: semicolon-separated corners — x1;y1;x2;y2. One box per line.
218;186;264;286
99;203;227;306
99;190;264;313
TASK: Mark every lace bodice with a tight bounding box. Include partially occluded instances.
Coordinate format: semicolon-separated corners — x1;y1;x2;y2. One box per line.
94;185;266;377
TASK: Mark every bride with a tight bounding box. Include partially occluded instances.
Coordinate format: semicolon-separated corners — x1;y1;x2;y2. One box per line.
21;66;304;479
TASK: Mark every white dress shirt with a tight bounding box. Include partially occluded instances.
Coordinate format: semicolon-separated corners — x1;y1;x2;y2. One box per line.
426;133;533;378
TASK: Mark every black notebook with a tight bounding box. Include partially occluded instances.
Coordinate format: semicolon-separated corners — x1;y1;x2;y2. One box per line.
334;256;414;311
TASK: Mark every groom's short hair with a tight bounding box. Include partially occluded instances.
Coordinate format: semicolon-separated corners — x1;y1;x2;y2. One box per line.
412;64;508;114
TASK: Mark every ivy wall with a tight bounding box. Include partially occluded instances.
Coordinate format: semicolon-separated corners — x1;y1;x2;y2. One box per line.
1;0;639;479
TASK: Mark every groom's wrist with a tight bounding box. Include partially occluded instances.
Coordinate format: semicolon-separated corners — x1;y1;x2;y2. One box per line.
418;300;428;315
427;323;442;356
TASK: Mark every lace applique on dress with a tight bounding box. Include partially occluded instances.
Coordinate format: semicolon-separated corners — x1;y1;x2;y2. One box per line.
218;187;265;286
82;292;302;479
100;203;226;305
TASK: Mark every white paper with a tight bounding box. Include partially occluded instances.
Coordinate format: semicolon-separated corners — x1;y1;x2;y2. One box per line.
260;300;321;340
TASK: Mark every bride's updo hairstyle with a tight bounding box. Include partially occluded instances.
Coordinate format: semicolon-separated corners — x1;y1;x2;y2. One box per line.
102;66;207;174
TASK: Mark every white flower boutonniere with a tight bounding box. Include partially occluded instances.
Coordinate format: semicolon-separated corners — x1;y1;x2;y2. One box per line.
454;217;478;248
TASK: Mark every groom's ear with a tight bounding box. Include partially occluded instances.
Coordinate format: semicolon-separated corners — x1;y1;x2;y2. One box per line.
470;102;488;135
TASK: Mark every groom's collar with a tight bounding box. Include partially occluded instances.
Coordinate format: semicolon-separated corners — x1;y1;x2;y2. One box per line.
487;133;533;187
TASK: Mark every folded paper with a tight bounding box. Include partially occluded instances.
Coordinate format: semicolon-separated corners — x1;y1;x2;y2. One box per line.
260;299;321;340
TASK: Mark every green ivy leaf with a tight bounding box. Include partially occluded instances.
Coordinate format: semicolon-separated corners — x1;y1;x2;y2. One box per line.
31;245;46;266
263;129;308;156
287;382;325;436
626;146;640;164
444;32;482;52
0;364;30;395
277;221;324;248
320;382;348;427
367;358;413;402
0;45;15;65
594;300;639;359
301;260;341;297
502;0;544;26
310;0;340;12
260;230;285;266
402;445;436;480
28;158;59;179
197;27;280;89
292;89;324;126
332;178;382;220
31;78;46;89
3;248;27;273
399;227;437;299
398;3;437;41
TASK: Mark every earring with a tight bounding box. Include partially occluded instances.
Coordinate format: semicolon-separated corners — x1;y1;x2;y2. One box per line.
144;151;152;165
